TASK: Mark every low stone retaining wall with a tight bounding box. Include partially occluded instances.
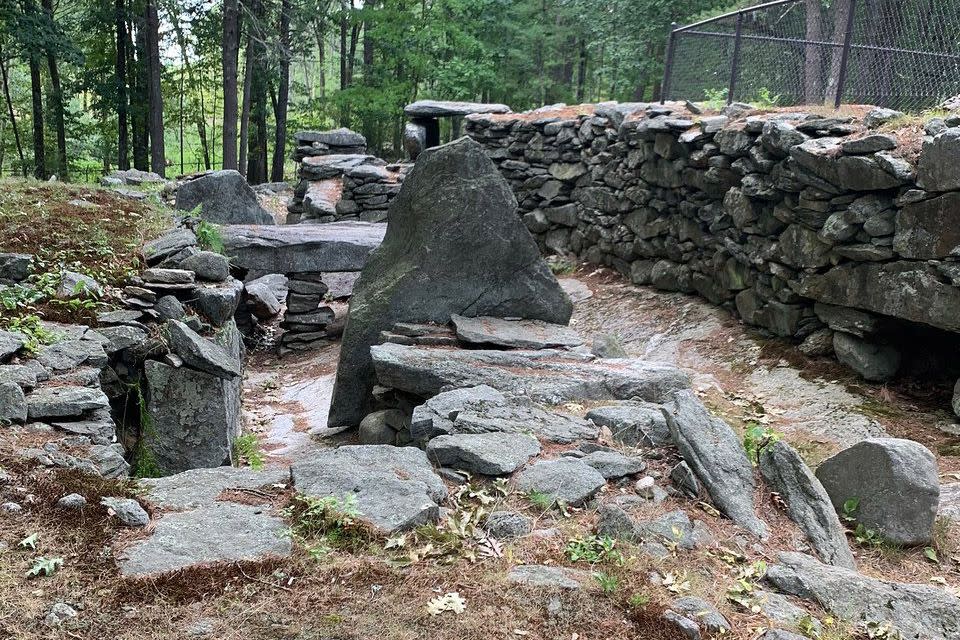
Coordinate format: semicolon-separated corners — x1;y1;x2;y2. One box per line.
465;103;960;387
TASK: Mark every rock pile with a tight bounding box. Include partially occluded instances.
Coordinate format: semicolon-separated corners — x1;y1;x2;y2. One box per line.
465;103;960;412
278;272;334;352
292;128;367;161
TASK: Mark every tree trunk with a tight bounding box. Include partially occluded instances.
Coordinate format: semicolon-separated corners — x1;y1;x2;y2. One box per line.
803;0;825;104
130;2;150;171
222;0;239;170
246;0;268;184
0;42;26;175
238;17;254;176
27;55;44;180
339;1;348;91
825;0;854;105
115;0;130;169
145;0;165;176
271;0;291;182
576;38;587;103
41;0;67;180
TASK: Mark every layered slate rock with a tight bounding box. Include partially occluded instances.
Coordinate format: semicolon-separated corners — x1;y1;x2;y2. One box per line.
329;137;573;427
372;343;689;406
451;314;583;349
410;384;597;445
221;222;384;275
758;440;855;568
767;552;960;640
175;170;275;225
814;438;939;546
291;445;447;532
142;321;244;475
426;432;541;475
663;390;768;537
404;100;511;118
514;458;605;506
26;386;109;420
586;401;672;447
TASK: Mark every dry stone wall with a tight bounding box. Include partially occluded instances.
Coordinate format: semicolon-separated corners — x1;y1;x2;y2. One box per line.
465;103;960;385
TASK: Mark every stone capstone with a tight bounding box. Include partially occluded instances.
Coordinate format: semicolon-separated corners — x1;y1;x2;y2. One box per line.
450;314;583;350
514;458;606;506
221;222;384;274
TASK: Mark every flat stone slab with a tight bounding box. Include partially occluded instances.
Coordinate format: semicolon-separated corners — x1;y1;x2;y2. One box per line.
405;100;511;118
451;314;583;349
26;386;109;420
507;565;588;590
371;343;690;404
221;222;385;274
142;466;290;510
117;502;292;577
514;458;606;506
426;432;541;475
291;445;447;532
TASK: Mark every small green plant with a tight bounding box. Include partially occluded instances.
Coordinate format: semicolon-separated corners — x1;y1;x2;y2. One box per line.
593;571;619;595
527;489;565;513
627;592;651;608
703;87;729;111
743;422;781;464
863;620;901;639
284;494;367;559
726;560;768;610
751;87;781;109
234;433;265;470
129;381;163;478
2;315;61;353
195;220;225;254
26;557;63;578
841;498;884;548
565;535;624;566
548;257;576;275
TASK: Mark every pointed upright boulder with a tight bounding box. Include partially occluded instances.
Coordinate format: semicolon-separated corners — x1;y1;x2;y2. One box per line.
328;137;572;428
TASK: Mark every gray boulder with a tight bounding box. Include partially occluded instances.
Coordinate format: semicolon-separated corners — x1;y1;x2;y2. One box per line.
165;320;241;379
291;445;447;532
451;314;583;350
192;278;244;326
0;330;27;361
94;325;148;355
100;497;149;527
579;450;645;479
426;432;541;475
0;253;33;282
832;332;899;382
814;438;939;546
586;401;672;447
669;596;730;634
662;390;767;537
514;458;605;506
143;268;195;285
221;222;383;274
244;277;283;319
864;107;904;128
759;440;855;568
0;381;27;424
56;271;102;299
179;251;231;282
328;138;572;428
597;505;714;551
484;511;532;539
175;170;274;225
36;339;108;371
142;229;198;265
56;493;86;509
358;409;410;445
154;295;186;321
89;444;131;478
0;364;39;390
506;565;586;590
918;127;960;192
767;551;960;640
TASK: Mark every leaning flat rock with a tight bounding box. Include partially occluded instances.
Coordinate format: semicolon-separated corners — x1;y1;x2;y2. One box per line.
451;314;583;349
329;138;572;428
814;437;939;546
586;401;672;447
165;320;241;379
142;466;289;510
118;502;291;577
514;458;606;506
175;170;275;225
426;432;541;475
767;552;960;640
759;440;855;568
222;222;384;274
372;343;689;405
291;445;447;532
663;390;767;537
405;100;511;118
26;386;109;420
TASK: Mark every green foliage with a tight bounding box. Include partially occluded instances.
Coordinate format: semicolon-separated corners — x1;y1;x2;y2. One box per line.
627;592;651;608
184;207;225;254
234;433;265;471
751;87;782;109
841;497;884;548
725;560;767;610
527;489;567;515
703;87;729;110
284;494;367;559
565;535;624;565
1;314;61;354
130;381;162;479
743;422;781;465
548;257;576;275
592;571;619;595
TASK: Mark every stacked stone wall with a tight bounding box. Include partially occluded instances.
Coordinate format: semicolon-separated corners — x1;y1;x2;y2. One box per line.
465;103;960;383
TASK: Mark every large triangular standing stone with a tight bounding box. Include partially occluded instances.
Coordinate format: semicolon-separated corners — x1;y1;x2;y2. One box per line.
328;137;572;428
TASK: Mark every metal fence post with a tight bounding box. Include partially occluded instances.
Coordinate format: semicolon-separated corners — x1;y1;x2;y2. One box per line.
727;11;745;105
834;0;859;108
660;23;678;105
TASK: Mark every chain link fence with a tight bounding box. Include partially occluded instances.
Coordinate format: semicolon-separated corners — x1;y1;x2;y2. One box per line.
662;0;960;112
